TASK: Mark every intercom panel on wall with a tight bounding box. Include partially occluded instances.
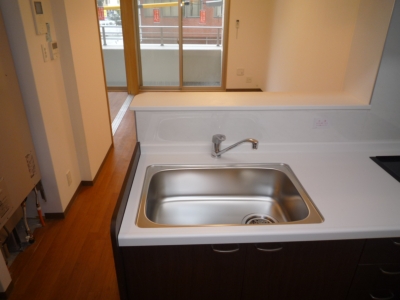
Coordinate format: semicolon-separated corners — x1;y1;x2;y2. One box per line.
30;0;47;35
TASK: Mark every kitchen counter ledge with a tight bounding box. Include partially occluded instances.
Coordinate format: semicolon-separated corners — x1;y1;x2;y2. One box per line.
130;92;371;111
118;142;400;246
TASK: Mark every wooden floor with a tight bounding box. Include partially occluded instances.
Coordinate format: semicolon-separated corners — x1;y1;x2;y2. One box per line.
108;92;128;122
7;109;137;299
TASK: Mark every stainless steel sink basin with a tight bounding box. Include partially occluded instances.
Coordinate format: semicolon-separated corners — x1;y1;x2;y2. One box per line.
136;164;323;228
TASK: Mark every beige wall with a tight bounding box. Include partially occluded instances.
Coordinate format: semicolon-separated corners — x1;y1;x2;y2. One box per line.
263;0;359;92
0;0;112;213
53;0;113;180
344;0;396;104
226;0;269;89
226;0;393;103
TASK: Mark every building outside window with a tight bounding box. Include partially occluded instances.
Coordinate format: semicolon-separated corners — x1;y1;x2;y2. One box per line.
142;0;179;17
213;6;222;18
183;1;201;17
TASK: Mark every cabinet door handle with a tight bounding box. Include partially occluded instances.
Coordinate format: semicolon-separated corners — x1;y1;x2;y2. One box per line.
392;239;400;246
211;244;240;253
380;268;400;276
369;291;394;300
255;243;283;252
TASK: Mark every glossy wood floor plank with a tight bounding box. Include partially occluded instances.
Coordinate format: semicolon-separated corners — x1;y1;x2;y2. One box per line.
108;92;128;122
7;109;137;300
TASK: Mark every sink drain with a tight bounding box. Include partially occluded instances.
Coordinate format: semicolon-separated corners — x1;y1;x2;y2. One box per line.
242;214;278;225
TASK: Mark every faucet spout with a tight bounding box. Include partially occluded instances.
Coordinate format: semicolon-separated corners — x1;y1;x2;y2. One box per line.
211;134;258;158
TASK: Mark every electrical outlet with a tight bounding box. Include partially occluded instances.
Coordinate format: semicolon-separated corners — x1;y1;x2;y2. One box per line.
236;69;244;76
313;118;329;129
246;77;252;83
66;170;72;186
41;44;49;62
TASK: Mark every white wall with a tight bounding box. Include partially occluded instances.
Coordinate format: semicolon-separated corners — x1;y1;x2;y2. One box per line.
226;0;393;97
370;0;400;129
0;0;113;213
344;0;396;104
135;0;400;146
226;0;269;89
52;0;113;180
264;0;359;92
0;0;79;212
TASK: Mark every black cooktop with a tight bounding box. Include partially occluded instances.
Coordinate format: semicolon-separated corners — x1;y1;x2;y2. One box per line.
371;156;400;183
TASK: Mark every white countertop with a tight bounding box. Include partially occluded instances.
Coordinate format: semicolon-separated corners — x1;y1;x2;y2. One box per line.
119;142;400;246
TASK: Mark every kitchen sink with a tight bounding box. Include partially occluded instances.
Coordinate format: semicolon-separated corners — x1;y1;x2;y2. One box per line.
136;164;324;228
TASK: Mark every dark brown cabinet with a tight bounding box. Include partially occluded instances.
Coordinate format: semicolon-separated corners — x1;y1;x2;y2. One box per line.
111;144;400;300
359;238;400;264
119;239;366;300
121;243;247;300
348;238;400;300
242;240;364;300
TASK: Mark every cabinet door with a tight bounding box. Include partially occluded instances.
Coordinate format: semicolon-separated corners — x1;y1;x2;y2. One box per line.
349;237;400;299
241;240;365;300
347;289;400;300
351;264;400;291
359;238;400;264
121;244;247;300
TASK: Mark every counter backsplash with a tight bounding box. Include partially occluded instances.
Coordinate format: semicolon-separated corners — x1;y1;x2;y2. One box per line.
134;110;400;149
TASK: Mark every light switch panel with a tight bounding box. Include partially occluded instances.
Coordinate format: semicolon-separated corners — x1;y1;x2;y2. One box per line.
41;44;48;62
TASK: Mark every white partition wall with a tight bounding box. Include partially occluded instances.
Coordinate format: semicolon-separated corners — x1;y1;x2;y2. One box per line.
227;0;394;105
0;0;112;214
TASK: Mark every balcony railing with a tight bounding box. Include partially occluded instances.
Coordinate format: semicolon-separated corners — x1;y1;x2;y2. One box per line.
99;24;223;46
100;25;123;46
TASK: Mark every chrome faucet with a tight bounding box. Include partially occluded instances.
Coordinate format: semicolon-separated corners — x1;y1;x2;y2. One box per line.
211;134;258;158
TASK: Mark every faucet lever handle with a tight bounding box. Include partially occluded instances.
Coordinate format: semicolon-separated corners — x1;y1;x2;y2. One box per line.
212;134;226;144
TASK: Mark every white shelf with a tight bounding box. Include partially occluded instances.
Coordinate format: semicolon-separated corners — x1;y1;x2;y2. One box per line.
130;91;371;111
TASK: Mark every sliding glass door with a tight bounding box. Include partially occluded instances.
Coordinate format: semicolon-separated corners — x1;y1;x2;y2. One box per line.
135;0;227;90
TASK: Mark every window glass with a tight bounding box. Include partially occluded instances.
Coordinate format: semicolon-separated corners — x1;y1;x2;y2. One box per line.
184;2;201;17
97;0;126;88
214;6;222;18
136;0;226;88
